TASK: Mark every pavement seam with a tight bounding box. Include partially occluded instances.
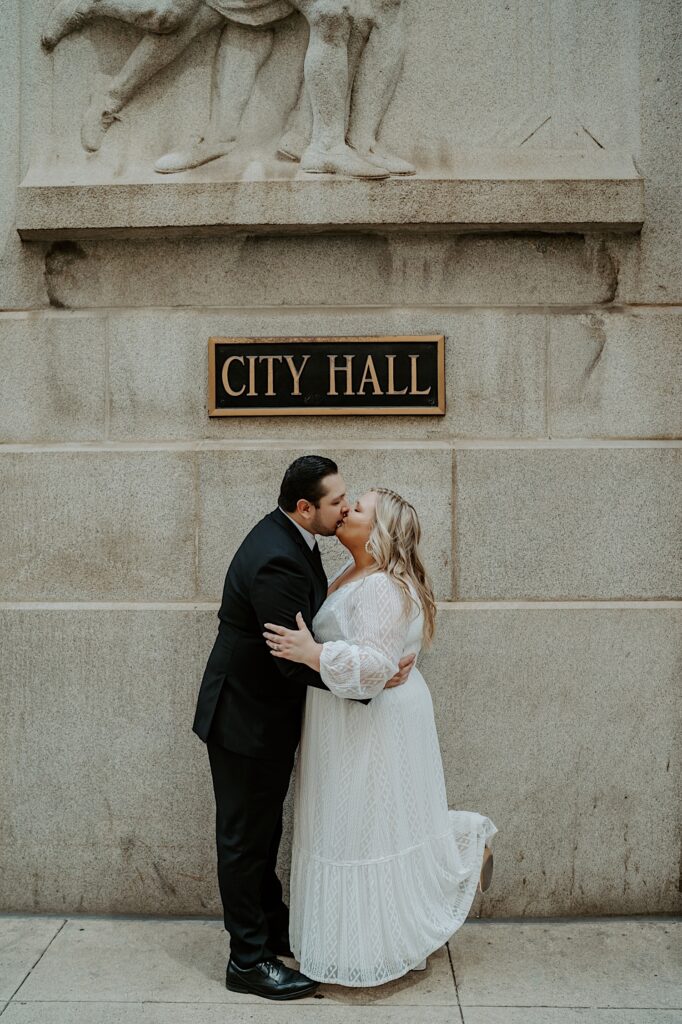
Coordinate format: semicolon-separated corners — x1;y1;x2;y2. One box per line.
457;1006;682;1011
0;1003;466;1011
446;942;465;1023
4;1000;681;1008
6;918;67;1006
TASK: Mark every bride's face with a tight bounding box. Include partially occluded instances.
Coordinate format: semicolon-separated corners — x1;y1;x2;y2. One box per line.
335;490;378;550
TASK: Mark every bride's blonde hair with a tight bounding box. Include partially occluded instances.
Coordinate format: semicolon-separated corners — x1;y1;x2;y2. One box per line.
365;488;437;646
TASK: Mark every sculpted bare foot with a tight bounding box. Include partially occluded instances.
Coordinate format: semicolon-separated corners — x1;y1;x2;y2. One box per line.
154;137;238;174
299;144;389;179
41;0;95;50
81;77;122;152
351;146;415;176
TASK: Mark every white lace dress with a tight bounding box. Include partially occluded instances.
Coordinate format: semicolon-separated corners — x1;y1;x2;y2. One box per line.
289;566;498;987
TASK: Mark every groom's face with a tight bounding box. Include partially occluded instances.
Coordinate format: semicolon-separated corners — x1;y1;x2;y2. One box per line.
306;473;350;536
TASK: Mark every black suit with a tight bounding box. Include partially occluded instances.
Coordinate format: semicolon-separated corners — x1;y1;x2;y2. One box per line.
193;508;332;967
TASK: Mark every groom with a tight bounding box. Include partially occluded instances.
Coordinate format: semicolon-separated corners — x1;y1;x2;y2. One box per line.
193;455;415;1000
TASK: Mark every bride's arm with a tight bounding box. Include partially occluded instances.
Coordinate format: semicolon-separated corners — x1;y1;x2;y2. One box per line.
317;573;409;699
263;574;416;699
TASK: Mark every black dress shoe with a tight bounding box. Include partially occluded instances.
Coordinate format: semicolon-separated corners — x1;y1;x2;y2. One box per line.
226;957;319;1000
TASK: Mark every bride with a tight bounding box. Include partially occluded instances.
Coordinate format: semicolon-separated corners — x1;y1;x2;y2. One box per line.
263;487;498;987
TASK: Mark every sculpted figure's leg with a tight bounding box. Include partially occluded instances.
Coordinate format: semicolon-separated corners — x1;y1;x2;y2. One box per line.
80;5;224;152
277;77;311;162
42;0;200;51
210;24;275;142
155;22;275;173
346;0;414;173
291;0;387;178
277;15;369;164
344;17;371;130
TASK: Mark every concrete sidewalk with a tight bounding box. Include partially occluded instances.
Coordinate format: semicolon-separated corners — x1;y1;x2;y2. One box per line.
0;914;679;1023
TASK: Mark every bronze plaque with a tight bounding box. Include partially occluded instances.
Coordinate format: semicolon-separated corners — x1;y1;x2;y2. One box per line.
208;336;445;416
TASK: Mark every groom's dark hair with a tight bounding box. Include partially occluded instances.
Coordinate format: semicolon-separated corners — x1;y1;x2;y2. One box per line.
278;455;339;512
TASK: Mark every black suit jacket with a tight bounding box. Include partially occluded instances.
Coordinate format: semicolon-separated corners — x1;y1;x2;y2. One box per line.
193;508;335;760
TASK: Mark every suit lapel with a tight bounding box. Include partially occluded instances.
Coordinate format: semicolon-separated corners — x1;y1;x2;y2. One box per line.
269;508;328;590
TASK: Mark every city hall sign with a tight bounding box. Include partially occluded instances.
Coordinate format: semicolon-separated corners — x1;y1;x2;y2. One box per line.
208;336;445;417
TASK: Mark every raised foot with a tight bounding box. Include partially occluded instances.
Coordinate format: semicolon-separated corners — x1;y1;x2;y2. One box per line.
81;77;122;153
477;845;494;893
299;145;389;179
41;0;92;51
154;137;237;174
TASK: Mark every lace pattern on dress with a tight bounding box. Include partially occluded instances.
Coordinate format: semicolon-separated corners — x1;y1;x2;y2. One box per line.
318;573;411;700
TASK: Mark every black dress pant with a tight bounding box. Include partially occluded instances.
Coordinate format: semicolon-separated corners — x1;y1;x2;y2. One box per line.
206;733;295;968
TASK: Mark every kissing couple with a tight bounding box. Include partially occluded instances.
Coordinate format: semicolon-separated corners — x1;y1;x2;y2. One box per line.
193;455;498;999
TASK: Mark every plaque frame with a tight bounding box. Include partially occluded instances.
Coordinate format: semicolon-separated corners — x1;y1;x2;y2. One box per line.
207;335;446;417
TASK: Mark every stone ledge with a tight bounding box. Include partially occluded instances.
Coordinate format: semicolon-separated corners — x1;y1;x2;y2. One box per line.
15;175;645;240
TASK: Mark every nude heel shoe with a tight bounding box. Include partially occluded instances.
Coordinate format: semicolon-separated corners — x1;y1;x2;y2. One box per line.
477;845;494;894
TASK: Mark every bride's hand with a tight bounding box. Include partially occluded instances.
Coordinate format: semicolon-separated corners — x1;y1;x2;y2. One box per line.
264;612;322;671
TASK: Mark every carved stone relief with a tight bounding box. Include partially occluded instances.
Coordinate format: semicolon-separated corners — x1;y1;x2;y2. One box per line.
41;0;415;178
22;2;645;240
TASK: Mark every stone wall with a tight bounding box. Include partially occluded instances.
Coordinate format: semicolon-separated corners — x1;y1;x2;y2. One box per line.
1;0;680;919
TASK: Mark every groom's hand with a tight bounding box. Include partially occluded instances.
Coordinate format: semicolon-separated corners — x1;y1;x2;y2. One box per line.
263;611;323;672
384;653;416;689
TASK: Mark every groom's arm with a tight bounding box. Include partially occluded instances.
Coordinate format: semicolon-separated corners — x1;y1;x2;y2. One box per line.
250;555;333;693
251;556;380;704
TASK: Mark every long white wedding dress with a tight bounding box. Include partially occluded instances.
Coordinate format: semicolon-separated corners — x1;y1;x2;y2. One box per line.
289;564;498;987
